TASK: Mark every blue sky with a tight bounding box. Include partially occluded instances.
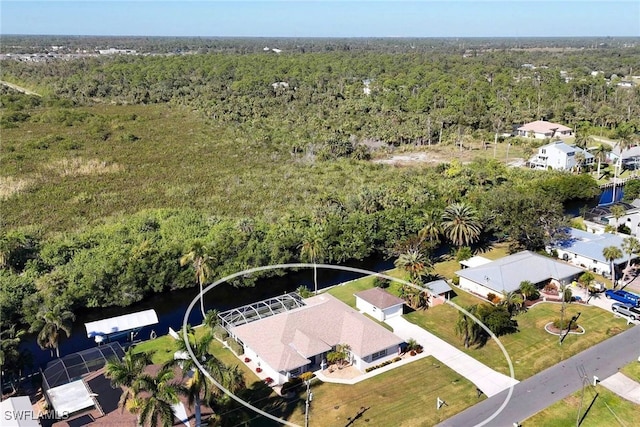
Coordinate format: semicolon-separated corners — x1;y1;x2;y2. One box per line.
1;1;639;37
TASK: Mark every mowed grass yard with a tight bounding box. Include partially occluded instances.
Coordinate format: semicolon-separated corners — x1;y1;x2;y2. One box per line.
327;243;633;381
133;328;481;426
287;356;483;427
524;361;640;427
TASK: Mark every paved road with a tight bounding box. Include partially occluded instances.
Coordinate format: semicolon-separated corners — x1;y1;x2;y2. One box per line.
437;324;640;427
385;317;518;397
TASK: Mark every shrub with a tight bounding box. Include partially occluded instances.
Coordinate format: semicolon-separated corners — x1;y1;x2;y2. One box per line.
373;276;390;289
553;318;579;330
213;325;229;341
486;292;497;302
299;371;314;382
280;377;303;394
227;339;243;356
451;276;460;286
543;283;558;293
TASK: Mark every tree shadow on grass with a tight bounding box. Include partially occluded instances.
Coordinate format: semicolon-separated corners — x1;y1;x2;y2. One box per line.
213;380;304;427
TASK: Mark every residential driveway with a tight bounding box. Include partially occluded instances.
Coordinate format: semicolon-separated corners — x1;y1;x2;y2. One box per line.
600;372;640;404
569;285;640;325
384;316;519;397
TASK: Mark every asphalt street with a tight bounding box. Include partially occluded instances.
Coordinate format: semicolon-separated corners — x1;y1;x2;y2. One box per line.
437;325;640;427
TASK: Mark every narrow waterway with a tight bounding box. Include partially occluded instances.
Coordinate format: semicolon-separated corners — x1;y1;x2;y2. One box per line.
21;256;395;370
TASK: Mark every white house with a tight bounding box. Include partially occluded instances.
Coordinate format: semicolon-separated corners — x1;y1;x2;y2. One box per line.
528;141;594;171
354;287;404;321
230;294;403;385
548;228;636;277
517;120;573;139
456;251;583;299
583;202;640;236
609;145;640;170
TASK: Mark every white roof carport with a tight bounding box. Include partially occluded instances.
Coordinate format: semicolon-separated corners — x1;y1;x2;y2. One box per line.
84;309;158;339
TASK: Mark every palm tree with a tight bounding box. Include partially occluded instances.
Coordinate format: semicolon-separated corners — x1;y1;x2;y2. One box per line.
105;348;152;412
299;226;326;295
592;143;611;177
167;332;214;427
394;249;431;285
621;236;640;272
203;309;220;332
602;246;623;288
574;131;592;149
441;202;482;248
454;305;480;349
500;291;524;315
418;210;442;245
181;240;213;318
0;324;25;395
129;366;184;427
519;280;538;301
35;305;75;358
610;205;626;229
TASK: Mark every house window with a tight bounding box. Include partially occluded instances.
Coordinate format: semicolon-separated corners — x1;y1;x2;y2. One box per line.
371;349;387;361
289;367;302;377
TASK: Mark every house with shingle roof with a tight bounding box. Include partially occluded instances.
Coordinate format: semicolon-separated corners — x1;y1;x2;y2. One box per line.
230;293;403;385
456;251;583;299
354;287;404;321
517;120;573;139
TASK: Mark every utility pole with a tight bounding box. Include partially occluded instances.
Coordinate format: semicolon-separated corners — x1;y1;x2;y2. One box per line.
304;380;313;427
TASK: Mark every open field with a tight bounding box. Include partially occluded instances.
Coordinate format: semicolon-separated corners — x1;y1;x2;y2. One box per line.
524;360;640;427
2;103;535;234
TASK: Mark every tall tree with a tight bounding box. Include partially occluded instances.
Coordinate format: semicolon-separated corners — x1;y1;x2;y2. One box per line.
602;246;623;288
181;240;213;318
394;248;431;285
621;236;640;272
454;305;480;349
299;226;326;295
128;366;184;427
105;348;153;412
418;210;442;245
35;305;75;358
0;324;25;395
442;202;482;248
167;332;216;427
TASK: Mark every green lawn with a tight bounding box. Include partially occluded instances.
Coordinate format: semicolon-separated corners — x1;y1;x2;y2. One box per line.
524;361;640;427
286;356;483;427
407;301;632;380
325;260;632;381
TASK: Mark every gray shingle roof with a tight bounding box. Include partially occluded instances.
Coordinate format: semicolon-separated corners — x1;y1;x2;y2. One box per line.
354;287;404;309
231;294;403;372
456;251;583;294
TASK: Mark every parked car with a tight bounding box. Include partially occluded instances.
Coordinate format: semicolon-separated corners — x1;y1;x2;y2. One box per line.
611;303;639;321
604;289;640;307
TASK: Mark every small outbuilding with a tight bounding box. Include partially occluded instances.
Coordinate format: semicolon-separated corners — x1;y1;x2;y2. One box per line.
425;279;454;307
354;287;405;321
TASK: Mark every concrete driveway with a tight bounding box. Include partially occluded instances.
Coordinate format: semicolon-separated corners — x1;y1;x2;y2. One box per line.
568;284;639;325
384;316;518;397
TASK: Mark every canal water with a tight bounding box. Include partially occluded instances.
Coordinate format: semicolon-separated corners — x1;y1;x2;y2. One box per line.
21;256;395;369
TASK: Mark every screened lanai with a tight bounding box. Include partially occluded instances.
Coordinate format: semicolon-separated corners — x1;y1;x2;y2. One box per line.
218;292;306;330
41;342;125;391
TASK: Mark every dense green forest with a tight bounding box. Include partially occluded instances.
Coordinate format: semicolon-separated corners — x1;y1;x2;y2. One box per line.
0;37;636;380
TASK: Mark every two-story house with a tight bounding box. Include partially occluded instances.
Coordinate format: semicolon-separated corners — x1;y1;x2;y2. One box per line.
528;141;594;171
